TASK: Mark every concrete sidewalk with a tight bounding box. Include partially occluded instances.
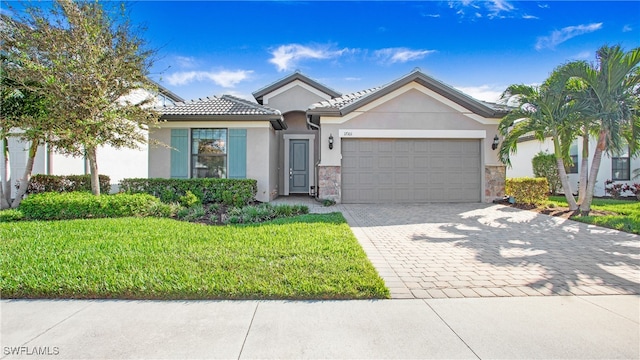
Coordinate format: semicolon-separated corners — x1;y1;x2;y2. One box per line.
2;296;638;359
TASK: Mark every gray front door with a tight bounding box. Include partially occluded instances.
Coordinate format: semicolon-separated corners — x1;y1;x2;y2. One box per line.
289;139;309;193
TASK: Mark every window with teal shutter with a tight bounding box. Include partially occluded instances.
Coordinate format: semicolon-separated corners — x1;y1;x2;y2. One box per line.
228;129;247;179
170;129;188;178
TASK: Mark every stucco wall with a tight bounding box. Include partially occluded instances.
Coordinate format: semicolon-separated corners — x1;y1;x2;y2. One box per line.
263;81;331;114
246;127;273;202
150;122;274;202
318;87;501;168
2;137;144;197
507;136;640;197
268;128;279;200
148;128;172;178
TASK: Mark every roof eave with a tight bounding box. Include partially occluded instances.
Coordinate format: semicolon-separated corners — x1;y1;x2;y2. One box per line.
159;114;281;121
305;108;342;117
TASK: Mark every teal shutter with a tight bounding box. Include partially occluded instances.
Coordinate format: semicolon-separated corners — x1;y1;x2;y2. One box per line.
228;129;247;179
170;129;189;178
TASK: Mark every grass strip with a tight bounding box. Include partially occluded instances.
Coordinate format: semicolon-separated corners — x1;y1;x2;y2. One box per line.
547;196;640;234
0;213;389;300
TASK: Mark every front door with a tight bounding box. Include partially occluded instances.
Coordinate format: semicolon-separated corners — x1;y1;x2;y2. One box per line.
289;139;309;193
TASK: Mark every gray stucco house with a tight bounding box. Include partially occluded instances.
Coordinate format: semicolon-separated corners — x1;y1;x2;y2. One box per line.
149;70;508;203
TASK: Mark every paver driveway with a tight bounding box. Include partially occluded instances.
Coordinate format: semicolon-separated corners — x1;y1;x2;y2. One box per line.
339;203;640;299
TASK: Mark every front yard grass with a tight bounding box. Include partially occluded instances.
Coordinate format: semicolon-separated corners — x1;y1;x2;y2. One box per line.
547;196;640;234
0;213;389;300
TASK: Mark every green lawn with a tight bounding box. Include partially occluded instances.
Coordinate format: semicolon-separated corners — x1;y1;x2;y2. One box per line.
0;213;389;300
547;196;640;234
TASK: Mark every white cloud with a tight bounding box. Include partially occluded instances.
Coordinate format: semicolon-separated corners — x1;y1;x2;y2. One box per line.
571;51;593;60
455;85;506;102
166;70;253;88
269;44;349;72
422;13;441;18
450;0;515;19
535;23;603;50
623;25;633;32
374;48;436;64
522;14;539;20
174;56;197;69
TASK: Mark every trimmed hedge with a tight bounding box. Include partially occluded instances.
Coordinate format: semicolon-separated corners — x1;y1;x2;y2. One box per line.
19;192;174;220
119;178;257;207
506;177;549;206
27;174;111;194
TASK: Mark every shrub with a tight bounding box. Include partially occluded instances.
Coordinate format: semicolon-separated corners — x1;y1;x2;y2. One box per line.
624;183;640;200
27;174;111;194
224;203;309;224
604;179;626;199
179;190;200;207
0;209;24;222
19;192;172;220
322;199;336;207
532;152;561;195
505;177;549;206
119;178;257;206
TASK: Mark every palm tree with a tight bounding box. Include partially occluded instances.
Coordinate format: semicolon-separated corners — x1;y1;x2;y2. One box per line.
498;73;584;210
559;45;640;214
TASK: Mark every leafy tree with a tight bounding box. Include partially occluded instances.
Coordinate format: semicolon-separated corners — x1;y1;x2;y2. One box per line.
2;0;159;196
559;45;640;214
498;73;585;210
0;54;52;208
532;152;561;195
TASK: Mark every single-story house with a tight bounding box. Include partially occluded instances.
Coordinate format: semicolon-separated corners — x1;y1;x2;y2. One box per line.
150;70;509;203
507;136;639;197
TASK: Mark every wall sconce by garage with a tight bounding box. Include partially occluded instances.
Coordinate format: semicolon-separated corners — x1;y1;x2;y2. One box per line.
492;135;500;150
328;134;334;150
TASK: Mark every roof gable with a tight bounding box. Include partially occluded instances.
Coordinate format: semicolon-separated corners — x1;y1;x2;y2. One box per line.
253;71;341;104
308;70;509;118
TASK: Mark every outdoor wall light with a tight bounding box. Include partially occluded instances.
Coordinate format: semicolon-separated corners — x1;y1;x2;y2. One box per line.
328;134;334;150
492;135;500;150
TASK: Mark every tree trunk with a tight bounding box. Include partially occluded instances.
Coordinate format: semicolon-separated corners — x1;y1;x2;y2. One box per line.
579;131;606;215
577;131;589;205
556;157;578;210
11;140;38;208
87;147;100;196
2;137;11;205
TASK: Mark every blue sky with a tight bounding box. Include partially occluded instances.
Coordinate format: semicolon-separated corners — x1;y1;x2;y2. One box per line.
7;1;640;103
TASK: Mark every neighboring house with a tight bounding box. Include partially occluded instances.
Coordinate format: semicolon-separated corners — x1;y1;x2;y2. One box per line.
507;136;639;197
151;70;509;203
0;82;184;198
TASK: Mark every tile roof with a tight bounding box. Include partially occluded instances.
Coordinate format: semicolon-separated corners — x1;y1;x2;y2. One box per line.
308;87;382;111
160;95;282;116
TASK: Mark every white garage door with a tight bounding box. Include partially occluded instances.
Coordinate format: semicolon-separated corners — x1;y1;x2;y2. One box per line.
341;139;481;203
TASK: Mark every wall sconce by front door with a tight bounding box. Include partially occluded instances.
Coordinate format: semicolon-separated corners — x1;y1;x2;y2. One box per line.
492;135;499;150
328;134;334;150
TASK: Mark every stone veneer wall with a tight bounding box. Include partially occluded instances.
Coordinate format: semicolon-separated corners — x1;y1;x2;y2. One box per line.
318;166;341;203
485;165;506;202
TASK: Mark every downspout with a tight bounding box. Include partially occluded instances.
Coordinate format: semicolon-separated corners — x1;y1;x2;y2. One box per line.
307;115;321;199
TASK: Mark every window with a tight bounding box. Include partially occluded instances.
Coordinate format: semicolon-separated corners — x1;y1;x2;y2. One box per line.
566;143;578;174
567;155;578;174
191;129;227;178
612;146;630;181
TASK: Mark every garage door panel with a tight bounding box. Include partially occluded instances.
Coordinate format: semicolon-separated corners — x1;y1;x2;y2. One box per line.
342;138;481;203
